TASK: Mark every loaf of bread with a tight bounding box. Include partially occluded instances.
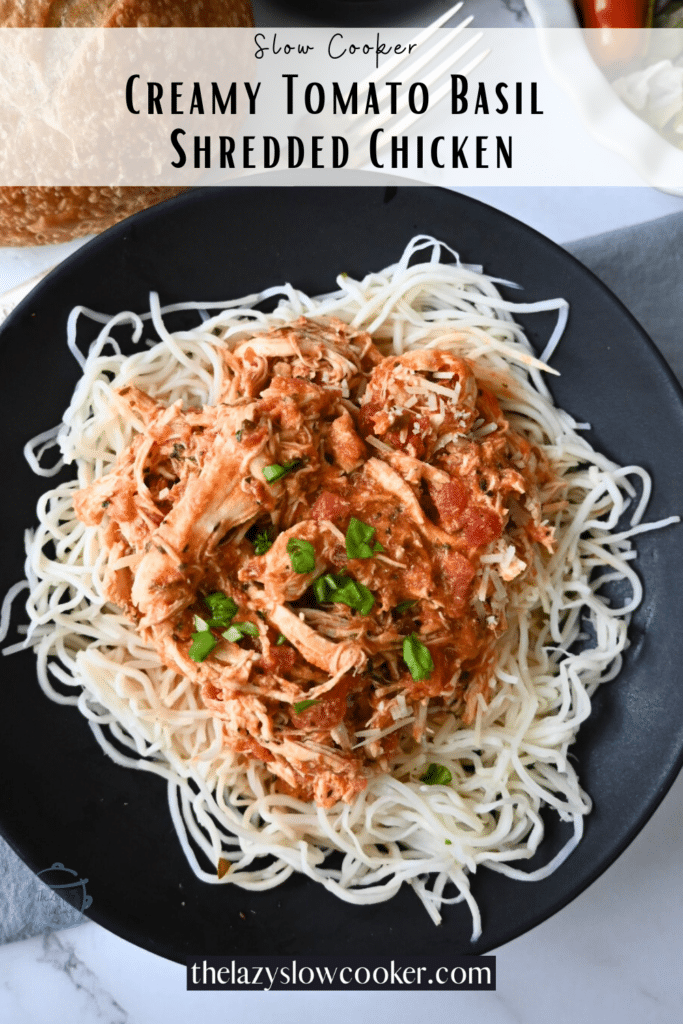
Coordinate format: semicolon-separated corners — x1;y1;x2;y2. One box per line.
0;0;254;245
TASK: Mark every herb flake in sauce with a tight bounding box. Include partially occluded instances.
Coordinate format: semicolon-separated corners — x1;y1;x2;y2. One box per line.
403;633;434;681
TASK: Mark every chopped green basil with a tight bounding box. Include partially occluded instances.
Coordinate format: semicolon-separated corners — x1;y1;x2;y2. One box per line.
287;537;316;574
293;698;321;715
313;572;374;616
203;591;238;629
222;621;260;643
420;763;453;786
262;459;301;484
394;600;417;615
276;634;288;646
253;529;272;555
332;577;374;616
345;517;384;559
445;839;452;845
313;573;339;603
402;633;434;681
189;630;218;663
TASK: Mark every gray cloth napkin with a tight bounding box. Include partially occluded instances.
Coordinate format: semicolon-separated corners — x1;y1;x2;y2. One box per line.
0;843;87;942
567;211;683;386
1;208;682;946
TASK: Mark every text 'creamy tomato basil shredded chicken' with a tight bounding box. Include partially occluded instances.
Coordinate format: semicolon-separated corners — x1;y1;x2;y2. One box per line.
11;237;675;939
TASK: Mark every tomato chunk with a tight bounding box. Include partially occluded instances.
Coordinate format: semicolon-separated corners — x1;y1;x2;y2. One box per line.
439;549;476;608
430;479;468;532
309;490;351;526
291;680;350;730
263;643;296;677
462;506;503;549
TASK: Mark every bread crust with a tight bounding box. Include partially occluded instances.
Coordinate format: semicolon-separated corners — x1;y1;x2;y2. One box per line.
0;0;253;245
0;0;254;28
0;186;191;246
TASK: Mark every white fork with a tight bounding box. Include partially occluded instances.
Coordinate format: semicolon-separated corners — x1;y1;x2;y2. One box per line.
343;2;490;159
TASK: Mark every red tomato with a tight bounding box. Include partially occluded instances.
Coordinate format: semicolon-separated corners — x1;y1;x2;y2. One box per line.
291;680;350;731
309;490;351;526
430;479;468;532
577;0;651;67
263;643;296;677
439;549;476;607
461;506;503;549
578;0;649;28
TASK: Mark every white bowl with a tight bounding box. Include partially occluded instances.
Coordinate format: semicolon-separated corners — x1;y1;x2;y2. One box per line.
523;1;683;194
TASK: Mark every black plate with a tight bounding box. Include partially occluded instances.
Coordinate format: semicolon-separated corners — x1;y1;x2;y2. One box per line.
2;186;683;963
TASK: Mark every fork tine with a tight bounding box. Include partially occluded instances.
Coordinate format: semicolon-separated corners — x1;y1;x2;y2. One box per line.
377;45;491;141
349;17;476;139
374;14;476;94
419;32;487;92
356;1;465;94
353;33;487;143
458;48;491;78
331;1;491;167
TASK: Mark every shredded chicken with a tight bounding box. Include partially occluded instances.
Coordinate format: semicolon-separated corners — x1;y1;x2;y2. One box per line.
74;316;558;807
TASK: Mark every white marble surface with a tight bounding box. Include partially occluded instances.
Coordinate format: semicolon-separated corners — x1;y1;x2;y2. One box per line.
1;184;682;1023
